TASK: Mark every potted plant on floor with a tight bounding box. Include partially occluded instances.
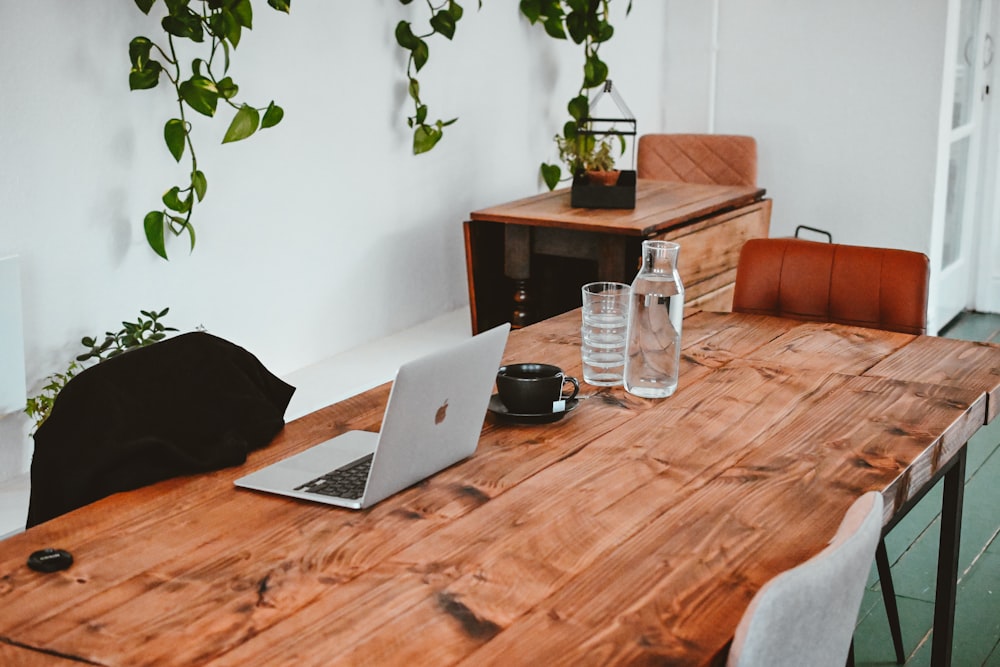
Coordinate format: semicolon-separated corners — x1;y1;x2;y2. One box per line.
25;308;179;432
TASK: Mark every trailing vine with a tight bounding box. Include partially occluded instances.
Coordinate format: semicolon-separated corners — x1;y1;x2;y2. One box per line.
395;1;481;154
393;0;632;189
128;0;290;259
520;0;632;189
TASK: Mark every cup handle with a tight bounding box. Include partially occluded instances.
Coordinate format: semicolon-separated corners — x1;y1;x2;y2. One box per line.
561;376;580;401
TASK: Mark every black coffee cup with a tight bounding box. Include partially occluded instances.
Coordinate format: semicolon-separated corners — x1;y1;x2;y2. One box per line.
496;363;580;414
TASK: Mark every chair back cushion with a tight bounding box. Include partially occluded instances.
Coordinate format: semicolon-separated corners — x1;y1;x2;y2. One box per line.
727;492;884;667
637;134;757;186
732;238;929;335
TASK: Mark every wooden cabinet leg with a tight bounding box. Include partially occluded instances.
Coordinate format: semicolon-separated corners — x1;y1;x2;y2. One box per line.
505;225;532;329
511;280;530;329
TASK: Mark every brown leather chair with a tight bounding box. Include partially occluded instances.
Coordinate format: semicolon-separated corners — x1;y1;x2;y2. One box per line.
733;238;929;335
637;134;757;187
732;237;930;665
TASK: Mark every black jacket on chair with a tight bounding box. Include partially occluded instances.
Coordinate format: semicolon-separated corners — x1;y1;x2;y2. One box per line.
27;332;295;527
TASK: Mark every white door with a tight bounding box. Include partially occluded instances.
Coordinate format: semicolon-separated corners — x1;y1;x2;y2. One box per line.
974;1;1000;314
932;0;993;331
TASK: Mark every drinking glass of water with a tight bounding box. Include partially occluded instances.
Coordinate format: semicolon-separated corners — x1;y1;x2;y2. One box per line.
581;282;630;386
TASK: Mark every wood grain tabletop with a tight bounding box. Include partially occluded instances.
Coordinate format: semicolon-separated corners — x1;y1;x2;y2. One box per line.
1;309;998;666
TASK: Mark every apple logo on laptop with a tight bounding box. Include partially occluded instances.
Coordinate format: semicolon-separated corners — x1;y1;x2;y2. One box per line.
435;399;449;424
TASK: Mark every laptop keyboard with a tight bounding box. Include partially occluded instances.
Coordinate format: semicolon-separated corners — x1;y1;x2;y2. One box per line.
294;453;374;499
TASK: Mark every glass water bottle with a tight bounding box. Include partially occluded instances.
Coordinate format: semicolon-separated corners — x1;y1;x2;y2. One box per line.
624;240;685;398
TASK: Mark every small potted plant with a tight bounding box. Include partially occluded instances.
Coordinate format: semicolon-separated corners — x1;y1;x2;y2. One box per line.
554;129;636;209
555;133;620;186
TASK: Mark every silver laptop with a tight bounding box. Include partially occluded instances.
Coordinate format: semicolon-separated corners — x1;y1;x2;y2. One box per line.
235;323;510;509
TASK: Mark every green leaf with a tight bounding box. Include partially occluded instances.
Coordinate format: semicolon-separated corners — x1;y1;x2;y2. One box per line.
128;37;162;90
565;10;587;44
430;10;457;40
542;17;567;39
213;10;241;47
134;0;156;14
415;104;428;125
129;61;162;90
583;52;608;89
519;0;541;23
595;22;614;43
162;9;205;42
144;211;168;260
162;186;192;213
128;36;154;68
568;94;588;122
164;118;186;162
179;76;219;116
395;21;420;50
266;0;290;13
162;188;182;212
184;219;196;252
260;102;284;128
222;104;259;143
191;170;207;201
448;1;464;21
216;76;239;100
220;38;231;73
412;38;430;71
408;77;420;101
413;124;442;155
232;0;253;29
227;15;243;48
541;163;561;190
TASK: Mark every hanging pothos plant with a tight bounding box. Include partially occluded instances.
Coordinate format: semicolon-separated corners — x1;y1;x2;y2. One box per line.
393;0;631;189
394;0;480;155
128;0;290;260
520;0;632;190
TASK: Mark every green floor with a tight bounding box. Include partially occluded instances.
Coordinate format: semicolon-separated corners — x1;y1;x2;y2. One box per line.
853;312;1000;666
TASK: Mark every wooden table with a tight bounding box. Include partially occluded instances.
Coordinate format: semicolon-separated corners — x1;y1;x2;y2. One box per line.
464;179;770;333
3;311;999;666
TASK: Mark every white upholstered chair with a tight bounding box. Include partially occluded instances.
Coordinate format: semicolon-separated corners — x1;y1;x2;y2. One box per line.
726;491;883;667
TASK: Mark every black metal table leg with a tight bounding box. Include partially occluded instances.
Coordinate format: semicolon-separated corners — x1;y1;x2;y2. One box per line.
931;444;967;667
875;539;907;663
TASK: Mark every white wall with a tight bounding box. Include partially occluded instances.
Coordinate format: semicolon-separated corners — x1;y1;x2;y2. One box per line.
0;2;669;478
662;0;948;254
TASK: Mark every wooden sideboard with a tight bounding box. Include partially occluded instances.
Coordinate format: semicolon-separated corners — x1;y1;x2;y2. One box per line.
464;179;771;333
